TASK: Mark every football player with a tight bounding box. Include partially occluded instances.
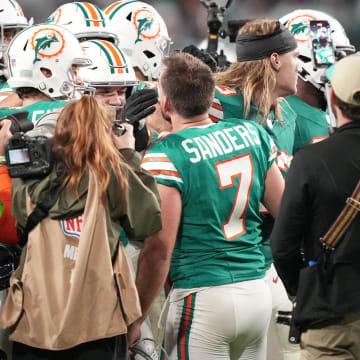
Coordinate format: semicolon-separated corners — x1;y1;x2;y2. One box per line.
132;52;285;359
104;1;173;136
209;19;301;360
280;9;355;153
0;0;30;107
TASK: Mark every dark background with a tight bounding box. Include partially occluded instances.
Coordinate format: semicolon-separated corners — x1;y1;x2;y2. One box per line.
17;0;360;54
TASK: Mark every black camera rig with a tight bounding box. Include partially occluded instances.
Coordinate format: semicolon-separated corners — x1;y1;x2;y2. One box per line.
5;133;52;179
200;0;250;70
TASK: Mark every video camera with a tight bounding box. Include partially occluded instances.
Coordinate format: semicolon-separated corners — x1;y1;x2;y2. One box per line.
4;133;52;179
200;0;250;71
0;110;52;179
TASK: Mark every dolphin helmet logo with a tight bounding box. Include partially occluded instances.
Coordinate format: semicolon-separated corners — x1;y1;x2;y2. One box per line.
46;9;62;25
285;14;318;43
31;28;65;64
133;9;160;44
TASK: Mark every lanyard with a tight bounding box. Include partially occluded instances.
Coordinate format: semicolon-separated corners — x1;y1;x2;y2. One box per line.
320;180;360;250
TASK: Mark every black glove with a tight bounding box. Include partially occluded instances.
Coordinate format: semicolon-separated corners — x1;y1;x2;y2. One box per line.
0;111;33;134
182;45;217;72
121;88;157;133
135;125;150;152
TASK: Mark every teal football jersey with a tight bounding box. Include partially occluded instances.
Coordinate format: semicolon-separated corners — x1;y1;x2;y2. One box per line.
287;95;330;153
0;100;68;124
0;81;15;102
209;86;296;270
210;86;296;176
142;120;277;289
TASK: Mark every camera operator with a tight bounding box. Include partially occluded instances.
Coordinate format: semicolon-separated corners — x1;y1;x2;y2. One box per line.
271;55;360;358
0;22;93;246
0;95;162;360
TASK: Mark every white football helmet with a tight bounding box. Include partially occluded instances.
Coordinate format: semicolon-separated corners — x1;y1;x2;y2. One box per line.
0;0;29;70
79;40;138;89
280;9;355;91
104;1;172;81
6;24;92;99
46;2;118;44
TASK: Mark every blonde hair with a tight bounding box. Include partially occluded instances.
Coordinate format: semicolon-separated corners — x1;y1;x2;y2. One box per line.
52;96;128;203
215;19;283;125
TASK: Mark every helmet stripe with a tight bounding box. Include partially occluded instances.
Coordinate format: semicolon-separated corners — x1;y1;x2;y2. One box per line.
106;0;138;20
96;5;106;27
74;3;92;27
104;1;122;16
7;47;13;77
89;40;117;74
75;2;103;28
8;0;24;16
117;47;129;74
98;40;126;74
8;0;17;9
82;2;101;28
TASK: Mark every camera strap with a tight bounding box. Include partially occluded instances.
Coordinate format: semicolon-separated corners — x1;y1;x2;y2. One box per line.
18;165;67;248
320;179;360;250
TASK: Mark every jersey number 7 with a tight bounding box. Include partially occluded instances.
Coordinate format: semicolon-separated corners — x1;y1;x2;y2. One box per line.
215;154;253;241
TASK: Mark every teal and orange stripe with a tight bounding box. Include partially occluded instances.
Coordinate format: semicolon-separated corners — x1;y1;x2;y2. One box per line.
177;293;196;360
89;40;126;74
9;0;22;15
75;2;105;27
105;0;138;20
97;40;127;74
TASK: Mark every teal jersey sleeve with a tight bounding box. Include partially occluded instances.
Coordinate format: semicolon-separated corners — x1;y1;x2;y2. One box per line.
142;120;276;288
0;100;68;124
287;95;330;153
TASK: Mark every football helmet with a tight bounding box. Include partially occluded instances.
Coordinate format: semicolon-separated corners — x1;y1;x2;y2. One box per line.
104;1;172;80
79;40;138;88
6;24;92;99
46;2;118;44
0;0;29;70
280;9;355;91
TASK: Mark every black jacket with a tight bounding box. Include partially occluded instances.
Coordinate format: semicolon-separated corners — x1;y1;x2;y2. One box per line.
271;122;360;325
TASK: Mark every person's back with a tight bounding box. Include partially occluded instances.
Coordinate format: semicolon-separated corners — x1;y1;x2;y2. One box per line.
4;96;162;359
131;52;284;360
272;55;360;358
143;118;277;289
288;124;360;254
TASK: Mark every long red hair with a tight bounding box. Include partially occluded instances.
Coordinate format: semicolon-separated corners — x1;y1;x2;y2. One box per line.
52;96;128;203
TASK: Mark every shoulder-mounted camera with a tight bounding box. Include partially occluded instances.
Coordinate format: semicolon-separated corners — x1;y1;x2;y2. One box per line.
5;133;53;179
